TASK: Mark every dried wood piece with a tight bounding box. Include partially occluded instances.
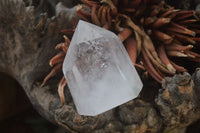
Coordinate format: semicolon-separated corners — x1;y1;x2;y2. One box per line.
156;71;200;131
119;99;162;133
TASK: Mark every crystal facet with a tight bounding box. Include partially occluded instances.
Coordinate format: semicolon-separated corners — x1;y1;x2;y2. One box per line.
63;20;143;116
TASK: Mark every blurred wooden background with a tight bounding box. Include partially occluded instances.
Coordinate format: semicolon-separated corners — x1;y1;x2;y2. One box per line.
0;73;31;121
0;73;64;133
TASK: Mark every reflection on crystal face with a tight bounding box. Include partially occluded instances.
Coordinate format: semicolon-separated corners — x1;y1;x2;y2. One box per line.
63;20;143;116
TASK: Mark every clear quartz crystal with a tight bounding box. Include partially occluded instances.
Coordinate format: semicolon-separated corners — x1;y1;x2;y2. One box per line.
63;20;143;116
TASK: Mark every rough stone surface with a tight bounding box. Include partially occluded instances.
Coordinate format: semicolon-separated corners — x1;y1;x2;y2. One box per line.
156;72;200;131
119;99;163;133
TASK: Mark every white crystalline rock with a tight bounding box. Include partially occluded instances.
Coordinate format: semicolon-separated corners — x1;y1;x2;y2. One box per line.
63;20;143;116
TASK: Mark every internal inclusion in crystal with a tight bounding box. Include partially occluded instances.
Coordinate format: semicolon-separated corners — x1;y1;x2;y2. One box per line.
75;37;111;80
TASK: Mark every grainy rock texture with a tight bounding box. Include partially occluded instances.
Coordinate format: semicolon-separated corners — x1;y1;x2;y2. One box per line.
1;0;200;133
156;72;200;131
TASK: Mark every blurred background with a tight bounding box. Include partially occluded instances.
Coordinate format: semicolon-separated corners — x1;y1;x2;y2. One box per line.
0;73;65;133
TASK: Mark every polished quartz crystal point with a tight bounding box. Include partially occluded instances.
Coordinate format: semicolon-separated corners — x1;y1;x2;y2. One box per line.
63;20;143;116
